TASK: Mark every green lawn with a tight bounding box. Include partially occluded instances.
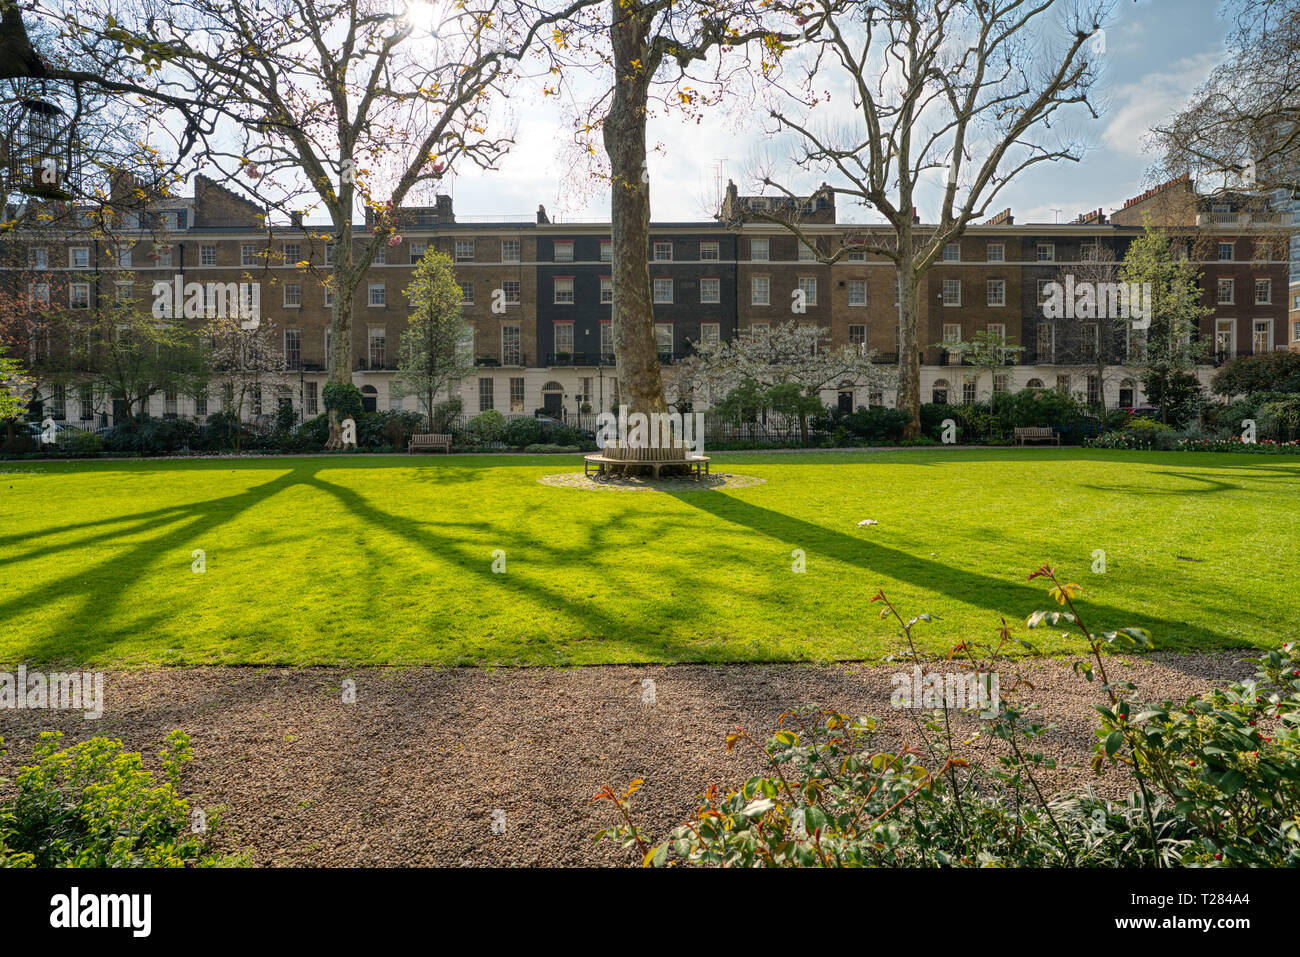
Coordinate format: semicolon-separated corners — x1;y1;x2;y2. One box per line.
1;449;1296;667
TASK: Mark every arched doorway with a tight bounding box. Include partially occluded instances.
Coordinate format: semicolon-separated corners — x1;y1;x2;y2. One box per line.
361;385;378;413
541;381;563;417
1026;378;1045;391
837;381;855;414
931;378;950;405
1119;378;1136;409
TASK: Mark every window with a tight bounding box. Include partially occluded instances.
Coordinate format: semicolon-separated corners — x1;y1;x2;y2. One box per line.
652;277;673;303
1037;324;1053;362
458;281;474;305
113;245;132;269
325;329;333;366
200;245;217;266
653;241;673;261
553;241;574;262
932;379;950;404
797;277;817;306
409;241;427;263
1218;243;1234;261
655;323;673;358
389;390;403;412
599;240;612;262
284;283;302;307
700;241;719;261
894;276;900;305
164;389;178;418
241;244;259;267
751;238;769;261
600;277;613;304
70;247;90;269
700;322;720;343
554;277;575;304
323;285;335;307
700;277;720;304
1081;323;1098;361
502;325;521;365
1037;279;1052;304
1255;278;1272;304
455;240;475;262
48;385;66;420
159;211;180;231
942;243;960;262
283;243;301;264
368;282;386;306
847;280;867;306
368;326;386;367
70;283;90;309
941;279;961;306
943;323;962;353
1080;243;1100;262
478;378;494;411
987;279;1005;306
962;375;977;404
29;247;48;269
799;242;817;262
501;239;521;263
1036;242;1055;262
993;373;1009;395
153;244;172;268
1086;375;1100;405
502;280;521;304
1293;319;1300;343
510;377;525;413
849;325;867;351
79;384;95;421
28;282;49;305
751;276;770;305
1217;278;1235;304
372;246;386;265
114;280;132;302
600;322;613;360
554;322;574;356
988;243;1005;264
1253;319;1272;354
1118;379;1134;408
1216;318;1236;357
1056;374;1071;394
304;382;317;416
284;329;301;369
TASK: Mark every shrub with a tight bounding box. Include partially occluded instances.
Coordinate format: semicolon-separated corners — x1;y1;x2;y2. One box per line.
68;431;103;455
468;409;507;444
432;398;463;433
0;730;243;867
595;565;1300;867
505;416;545;449
523;443;582;454
1212;350;1300;396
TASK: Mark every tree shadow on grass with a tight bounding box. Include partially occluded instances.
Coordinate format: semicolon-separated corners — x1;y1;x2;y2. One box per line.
668;489;1246;652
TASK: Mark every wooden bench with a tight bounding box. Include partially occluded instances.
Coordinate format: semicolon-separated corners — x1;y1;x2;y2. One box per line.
1014;426;1060;446
408;433;452;453
584;453;710;479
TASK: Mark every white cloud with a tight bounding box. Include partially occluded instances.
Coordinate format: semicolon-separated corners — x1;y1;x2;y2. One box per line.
1101;52;1223;158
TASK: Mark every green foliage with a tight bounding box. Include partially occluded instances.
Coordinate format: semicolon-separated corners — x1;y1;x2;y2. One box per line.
431;398;462;433
397;250;473;421
467;409;506;444
0;347;29;422
813;406;910;444
504;416;545;449
712;380;765;423
1212;351;1300;397
0;731;243;868
596;568;1300;867
1139;370;1206;429
322;382;363;420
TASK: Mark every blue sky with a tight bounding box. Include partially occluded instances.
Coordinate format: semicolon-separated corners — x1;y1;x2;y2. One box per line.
441;0;1234;225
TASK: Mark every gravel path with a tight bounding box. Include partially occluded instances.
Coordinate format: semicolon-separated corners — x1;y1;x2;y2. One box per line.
0;653;1256;866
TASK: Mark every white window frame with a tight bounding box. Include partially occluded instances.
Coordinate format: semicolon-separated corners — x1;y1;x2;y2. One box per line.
554;277;575;304
941;278;961;306
987;279;1005;306
368;282;386;307
847;279;866;307
751;276;770;306
699;277;720;304
652;277;673;304
750;238;770;262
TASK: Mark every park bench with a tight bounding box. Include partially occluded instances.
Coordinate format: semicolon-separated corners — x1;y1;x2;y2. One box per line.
1014;426;1060;446
408;433;452;454
583;452;710;479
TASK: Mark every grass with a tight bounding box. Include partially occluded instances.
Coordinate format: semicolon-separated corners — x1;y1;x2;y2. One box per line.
1;449;1296;667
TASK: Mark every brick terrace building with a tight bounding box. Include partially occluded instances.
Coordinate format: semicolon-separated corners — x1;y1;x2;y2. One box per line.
1;173;1291;425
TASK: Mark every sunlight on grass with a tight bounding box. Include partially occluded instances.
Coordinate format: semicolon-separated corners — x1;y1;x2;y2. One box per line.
1;449;1296;666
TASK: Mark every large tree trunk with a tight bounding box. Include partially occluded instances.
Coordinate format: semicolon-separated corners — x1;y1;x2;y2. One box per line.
601;2;682;471
324;224;354;450
897;249;923;438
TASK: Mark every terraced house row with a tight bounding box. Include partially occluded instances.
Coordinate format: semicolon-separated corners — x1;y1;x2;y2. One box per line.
2;172;1293;425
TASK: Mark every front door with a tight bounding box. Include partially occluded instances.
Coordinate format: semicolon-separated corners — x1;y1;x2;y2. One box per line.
543;391;562;416
837;390;853;414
